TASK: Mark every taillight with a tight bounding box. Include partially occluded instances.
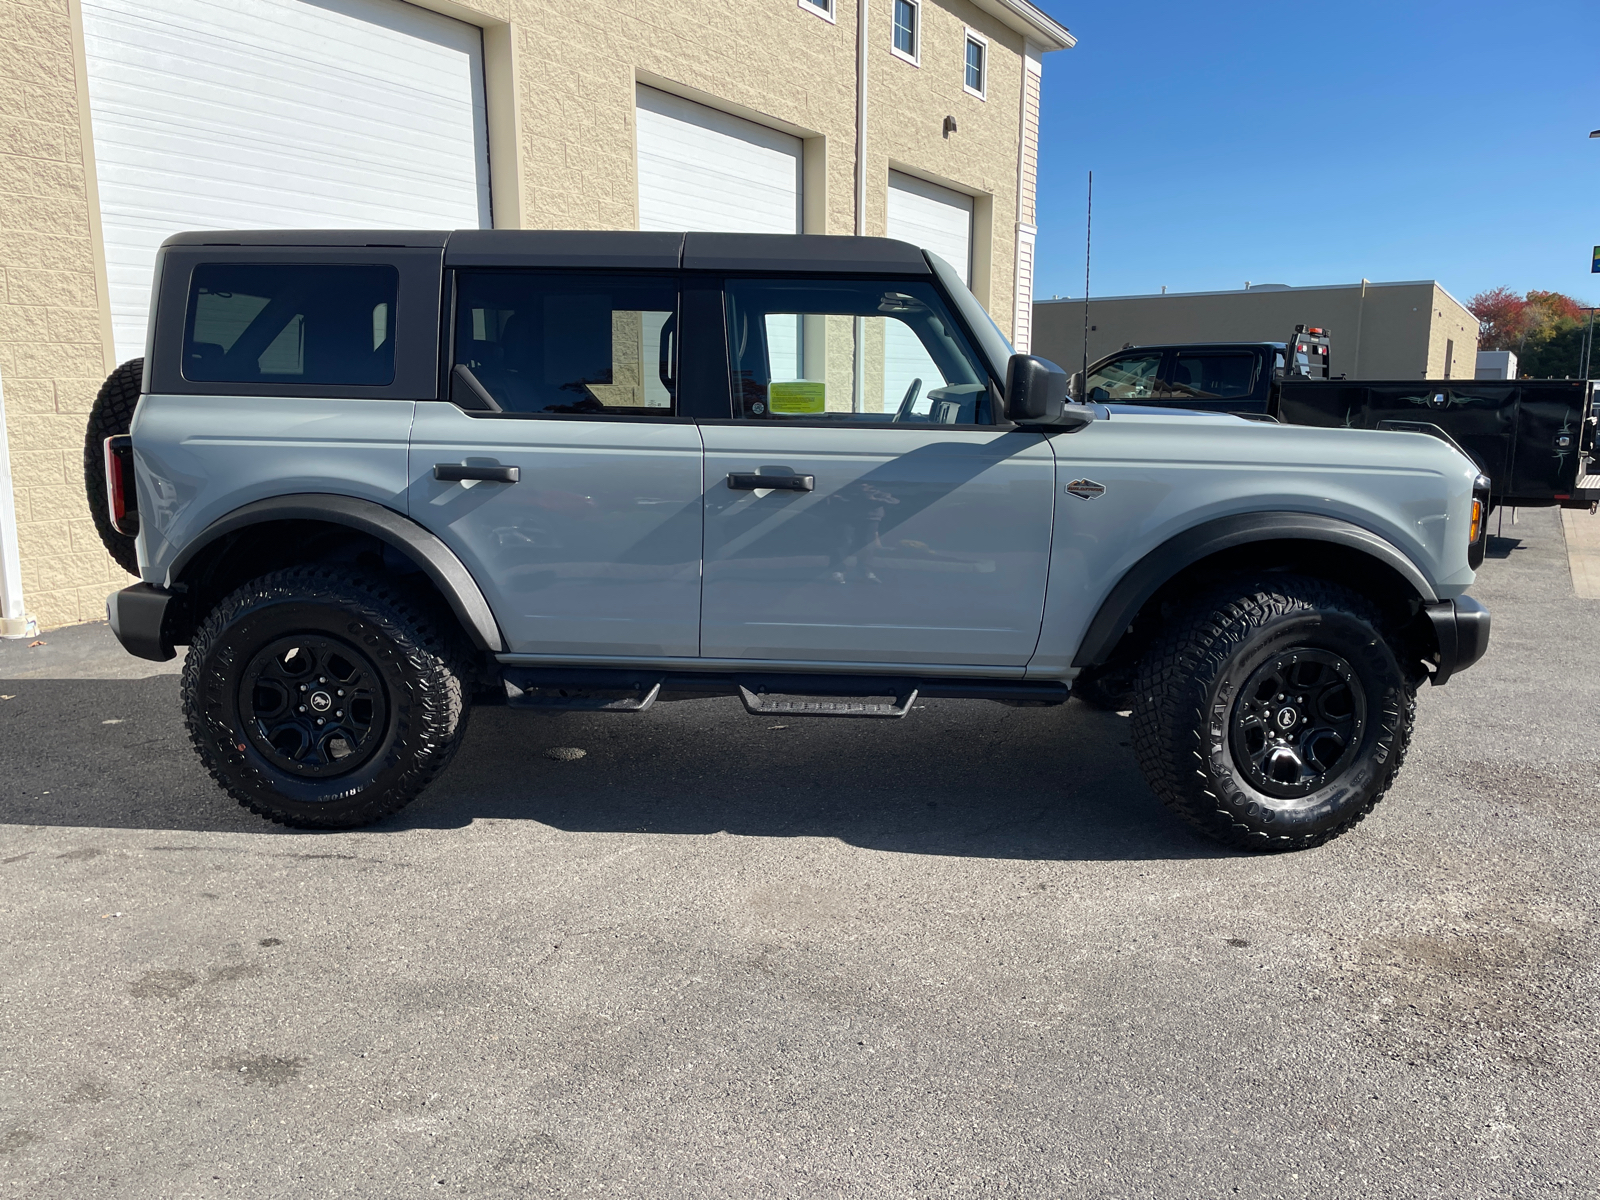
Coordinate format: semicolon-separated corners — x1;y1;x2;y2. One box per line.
1467;473;1491;569
103;434;139;536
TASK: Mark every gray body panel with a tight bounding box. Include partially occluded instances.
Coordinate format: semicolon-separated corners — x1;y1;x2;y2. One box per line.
407;402;704;658
1028;409;1480;676
132;395;415;585
700;426;1054;666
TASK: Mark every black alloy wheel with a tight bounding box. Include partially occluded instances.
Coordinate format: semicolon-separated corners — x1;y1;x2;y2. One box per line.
1131;575;1417;852
240;635;389;777
1228;649;1365;798
183;566;470;829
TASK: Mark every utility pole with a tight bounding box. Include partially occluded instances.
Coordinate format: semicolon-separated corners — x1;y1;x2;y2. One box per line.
1582;307;1597;381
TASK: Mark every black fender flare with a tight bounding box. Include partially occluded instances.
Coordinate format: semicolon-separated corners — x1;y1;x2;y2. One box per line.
166;494;504;652
1071;512;1439;668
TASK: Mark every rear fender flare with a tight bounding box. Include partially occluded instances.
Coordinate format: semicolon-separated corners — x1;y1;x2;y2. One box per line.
1071;512;1438;668
166;494;504;652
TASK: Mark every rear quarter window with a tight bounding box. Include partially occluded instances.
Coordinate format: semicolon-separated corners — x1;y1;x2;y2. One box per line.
183;264;399;386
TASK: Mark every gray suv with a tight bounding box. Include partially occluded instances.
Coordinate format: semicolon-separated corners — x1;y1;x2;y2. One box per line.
90;230;1490;851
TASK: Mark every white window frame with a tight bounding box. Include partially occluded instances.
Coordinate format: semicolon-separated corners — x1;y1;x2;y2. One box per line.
963;28;988;99
890;0;920;66
797;0;835;24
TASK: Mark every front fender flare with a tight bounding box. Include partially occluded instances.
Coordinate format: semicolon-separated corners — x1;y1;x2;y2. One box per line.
166;494;504;652
1071;512;1438;668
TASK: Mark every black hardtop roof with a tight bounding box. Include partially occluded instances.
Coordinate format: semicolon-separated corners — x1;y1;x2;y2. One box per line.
159;230;933;275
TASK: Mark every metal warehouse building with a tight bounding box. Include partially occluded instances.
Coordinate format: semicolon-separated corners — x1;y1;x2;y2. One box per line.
0;0;1072;631
1032;279;1480;384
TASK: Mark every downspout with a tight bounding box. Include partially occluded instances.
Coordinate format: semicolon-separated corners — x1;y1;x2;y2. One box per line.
1350;277;1367;378
0;365;38;638
852;0;868;411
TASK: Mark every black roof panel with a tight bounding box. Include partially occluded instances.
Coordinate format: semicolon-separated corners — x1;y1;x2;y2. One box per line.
446;230;684;270
683;232;930;274
159;230;451;248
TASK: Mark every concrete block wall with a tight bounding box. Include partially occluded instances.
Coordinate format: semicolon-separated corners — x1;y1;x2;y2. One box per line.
0;0;126;630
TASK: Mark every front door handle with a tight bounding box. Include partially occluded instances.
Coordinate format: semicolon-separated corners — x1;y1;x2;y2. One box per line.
434;463;520;483
728;472;813;492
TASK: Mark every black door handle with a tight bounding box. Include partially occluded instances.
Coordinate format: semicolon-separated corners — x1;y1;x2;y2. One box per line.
728;472;814;492
434;463;520;483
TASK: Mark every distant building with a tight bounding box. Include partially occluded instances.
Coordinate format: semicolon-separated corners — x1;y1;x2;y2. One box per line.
1033;279;1479;381
1475;350;1519;380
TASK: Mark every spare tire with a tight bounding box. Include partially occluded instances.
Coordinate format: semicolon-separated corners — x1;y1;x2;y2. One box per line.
83;358;143;577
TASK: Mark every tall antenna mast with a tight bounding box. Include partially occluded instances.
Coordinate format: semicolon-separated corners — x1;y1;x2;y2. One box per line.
1082;170;1093;383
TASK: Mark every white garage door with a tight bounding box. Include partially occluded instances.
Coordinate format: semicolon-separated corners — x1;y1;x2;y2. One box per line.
886;171;973;285
82;0;492;363
635;87;801;236
884;172;974;412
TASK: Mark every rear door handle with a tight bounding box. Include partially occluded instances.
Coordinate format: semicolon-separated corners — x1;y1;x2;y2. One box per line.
434;463;520;483
728;472;813;492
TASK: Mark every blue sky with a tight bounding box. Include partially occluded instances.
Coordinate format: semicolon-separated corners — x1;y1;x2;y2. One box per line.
1030;0;1600;309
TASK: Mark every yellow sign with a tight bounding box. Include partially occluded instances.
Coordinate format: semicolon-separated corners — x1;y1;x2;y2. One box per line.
768;380;825;414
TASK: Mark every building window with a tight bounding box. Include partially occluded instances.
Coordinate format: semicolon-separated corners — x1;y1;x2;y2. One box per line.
798;0;834;22
963;32;986;98
892;0;918;63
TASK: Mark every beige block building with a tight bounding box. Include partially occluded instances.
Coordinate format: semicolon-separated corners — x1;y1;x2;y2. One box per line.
0;0;1073;630
1033;279;1480;384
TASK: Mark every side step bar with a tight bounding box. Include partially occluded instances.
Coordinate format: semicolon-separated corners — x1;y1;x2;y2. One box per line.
499;667;1069;718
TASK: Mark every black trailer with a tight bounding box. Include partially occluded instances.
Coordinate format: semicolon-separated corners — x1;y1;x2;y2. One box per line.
1077;332;1598;510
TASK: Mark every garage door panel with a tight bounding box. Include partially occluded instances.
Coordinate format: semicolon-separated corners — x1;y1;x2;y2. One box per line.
83;0;492;362
886;170;973;285
636;86;801;235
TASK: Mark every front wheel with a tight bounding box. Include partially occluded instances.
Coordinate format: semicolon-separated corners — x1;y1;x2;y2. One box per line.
1130;575;1415;852
182;567;470;829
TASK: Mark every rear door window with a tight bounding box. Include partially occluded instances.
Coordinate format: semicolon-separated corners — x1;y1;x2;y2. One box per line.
1167;352;1258;400
183;264;398;385
452;271;679;416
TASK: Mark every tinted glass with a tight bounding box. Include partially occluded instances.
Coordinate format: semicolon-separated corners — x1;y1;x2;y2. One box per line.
1085;353;1164;401
184;264;397;385
1168;353;1257;399
724;278;990;425
965;39;984;90
894;0;916;53
453;272;678;415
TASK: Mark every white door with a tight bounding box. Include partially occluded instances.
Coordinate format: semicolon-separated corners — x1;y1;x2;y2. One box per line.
635;86;802;236
884;171;975;415
82;0;492;363
887;171;973;284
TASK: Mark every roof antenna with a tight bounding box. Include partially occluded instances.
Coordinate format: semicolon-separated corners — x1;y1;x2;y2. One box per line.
1081;170;1093;387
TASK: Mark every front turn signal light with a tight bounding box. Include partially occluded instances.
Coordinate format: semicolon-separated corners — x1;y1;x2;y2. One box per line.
1469;496;1484;544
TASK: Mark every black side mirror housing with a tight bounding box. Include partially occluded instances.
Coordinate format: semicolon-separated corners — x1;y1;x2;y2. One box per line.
1004;354;1096;428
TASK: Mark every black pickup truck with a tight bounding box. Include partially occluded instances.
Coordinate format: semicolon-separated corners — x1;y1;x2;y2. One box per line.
1080;329;1598;510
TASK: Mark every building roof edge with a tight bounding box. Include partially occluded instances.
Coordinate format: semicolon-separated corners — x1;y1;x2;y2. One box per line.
971;0;1075;50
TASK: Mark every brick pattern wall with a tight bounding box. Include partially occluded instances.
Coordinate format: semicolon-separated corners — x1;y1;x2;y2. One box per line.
0;0;126;629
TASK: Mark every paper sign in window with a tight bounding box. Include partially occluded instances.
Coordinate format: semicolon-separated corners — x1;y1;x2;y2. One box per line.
769;381;825;414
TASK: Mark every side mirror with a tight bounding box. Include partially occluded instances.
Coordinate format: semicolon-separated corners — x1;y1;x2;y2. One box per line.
1005;354;1095;428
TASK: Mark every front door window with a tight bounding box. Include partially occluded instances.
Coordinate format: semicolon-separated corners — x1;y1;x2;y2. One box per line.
1085;353;1166;401
724;278;993;425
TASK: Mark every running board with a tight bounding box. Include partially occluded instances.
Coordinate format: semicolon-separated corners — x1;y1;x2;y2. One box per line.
738;684;917;719
495;666;1070;714
503;668;663;713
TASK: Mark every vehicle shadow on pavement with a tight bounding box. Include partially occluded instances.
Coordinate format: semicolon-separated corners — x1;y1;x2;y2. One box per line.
0;679;1227;862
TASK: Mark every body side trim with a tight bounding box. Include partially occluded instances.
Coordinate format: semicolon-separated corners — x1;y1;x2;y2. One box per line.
166;494;504;652
1071;511;1439;668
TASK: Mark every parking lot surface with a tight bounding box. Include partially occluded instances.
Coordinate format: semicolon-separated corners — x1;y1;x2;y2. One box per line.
2;507;1597;1199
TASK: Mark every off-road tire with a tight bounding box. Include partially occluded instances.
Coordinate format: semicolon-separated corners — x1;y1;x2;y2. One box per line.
182;566;470;829
1130;575;1415;852
83;357;144;576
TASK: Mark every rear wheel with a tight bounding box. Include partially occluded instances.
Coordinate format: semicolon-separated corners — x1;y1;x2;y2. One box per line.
1130;575;1415;852
83;358;144;576
182;567;470;828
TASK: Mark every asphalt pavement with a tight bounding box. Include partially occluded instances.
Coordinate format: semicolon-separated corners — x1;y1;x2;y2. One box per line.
1;507;1597;1199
